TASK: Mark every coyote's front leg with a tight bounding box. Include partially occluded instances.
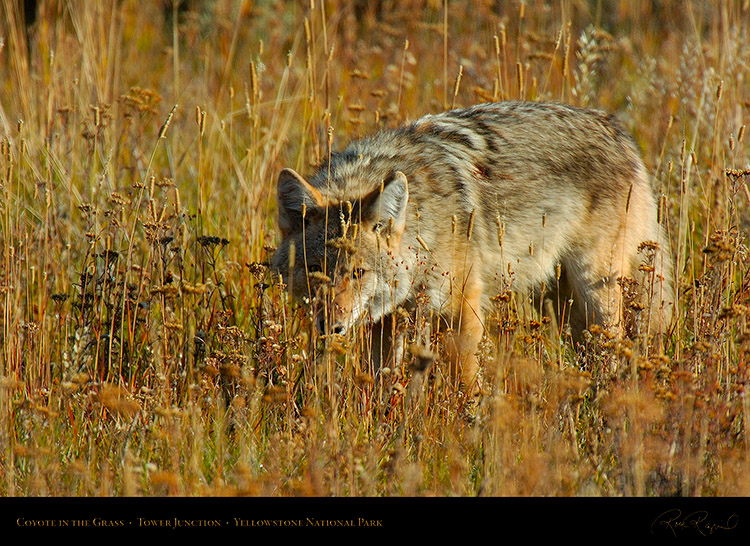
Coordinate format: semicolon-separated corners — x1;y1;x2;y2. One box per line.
446;271;484;397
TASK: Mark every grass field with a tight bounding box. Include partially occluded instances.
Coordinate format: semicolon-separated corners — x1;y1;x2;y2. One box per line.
1;0;750;498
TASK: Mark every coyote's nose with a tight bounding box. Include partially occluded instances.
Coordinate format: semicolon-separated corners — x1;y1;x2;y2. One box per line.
316;315;345;335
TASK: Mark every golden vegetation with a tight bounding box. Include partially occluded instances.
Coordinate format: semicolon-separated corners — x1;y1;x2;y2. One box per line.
1;0;750;497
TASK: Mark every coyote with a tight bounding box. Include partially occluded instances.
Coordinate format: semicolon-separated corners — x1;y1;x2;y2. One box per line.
271;101;674;394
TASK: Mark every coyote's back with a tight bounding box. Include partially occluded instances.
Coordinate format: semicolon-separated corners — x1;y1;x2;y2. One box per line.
272;101;674;393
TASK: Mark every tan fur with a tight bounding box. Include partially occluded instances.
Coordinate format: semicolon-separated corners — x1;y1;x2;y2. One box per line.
271;101;674;395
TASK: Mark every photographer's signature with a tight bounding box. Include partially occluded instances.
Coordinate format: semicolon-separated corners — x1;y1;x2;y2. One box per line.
651;509;738;537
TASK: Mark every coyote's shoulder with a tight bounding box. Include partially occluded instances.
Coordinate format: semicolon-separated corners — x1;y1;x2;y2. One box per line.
272;101;674;393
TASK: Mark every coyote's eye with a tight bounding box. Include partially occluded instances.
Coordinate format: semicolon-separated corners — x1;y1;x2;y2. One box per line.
352;267;367;279
307;263;322;273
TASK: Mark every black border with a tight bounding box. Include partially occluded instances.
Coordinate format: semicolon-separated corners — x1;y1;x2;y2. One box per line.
2;496;749;538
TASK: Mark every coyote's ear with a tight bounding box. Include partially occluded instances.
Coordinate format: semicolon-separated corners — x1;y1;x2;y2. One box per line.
363;171;409;241
277;168;324;235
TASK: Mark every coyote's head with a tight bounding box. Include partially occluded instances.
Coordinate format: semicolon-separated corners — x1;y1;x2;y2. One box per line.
271;168;411;334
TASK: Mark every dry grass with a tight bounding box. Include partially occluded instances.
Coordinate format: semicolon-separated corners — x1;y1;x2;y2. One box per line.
1;0;750;499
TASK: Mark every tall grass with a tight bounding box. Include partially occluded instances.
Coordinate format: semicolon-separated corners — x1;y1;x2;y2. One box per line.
1;0;749;497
